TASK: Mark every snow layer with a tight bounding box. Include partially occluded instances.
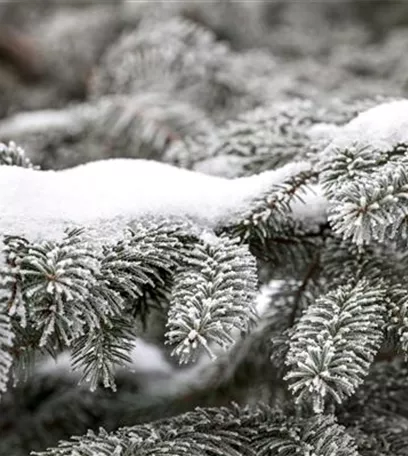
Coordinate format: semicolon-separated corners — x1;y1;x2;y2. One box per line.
328;99;408;150
0;158;314;240
128;338;173;374
307;123;341;142
289;184;327;229
0;110;82;137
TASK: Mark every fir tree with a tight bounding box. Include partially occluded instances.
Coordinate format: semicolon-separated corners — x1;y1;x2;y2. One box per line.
1;2;408;456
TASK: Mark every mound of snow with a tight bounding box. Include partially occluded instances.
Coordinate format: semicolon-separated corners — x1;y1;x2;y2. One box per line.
1;158;313;240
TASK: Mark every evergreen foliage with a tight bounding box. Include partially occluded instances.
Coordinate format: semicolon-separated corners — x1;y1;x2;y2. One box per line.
0;142;35;168
2;2;408;456
285;280;385;413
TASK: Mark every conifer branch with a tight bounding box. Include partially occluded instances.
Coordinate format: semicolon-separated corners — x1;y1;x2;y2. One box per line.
166;235;258;364
33;404;359;456
285;280;386;413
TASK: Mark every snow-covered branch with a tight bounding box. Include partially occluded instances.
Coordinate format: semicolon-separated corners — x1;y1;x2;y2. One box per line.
0;158;326;241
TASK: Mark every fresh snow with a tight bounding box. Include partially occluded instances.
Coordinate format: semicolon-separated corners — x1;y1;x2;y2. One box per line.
36;352;74;376
289;184;327;229
0;110;82;137
307;123;341;142
328;99;408;150
128;338;173;374
255;280;287;316
0;158;319;240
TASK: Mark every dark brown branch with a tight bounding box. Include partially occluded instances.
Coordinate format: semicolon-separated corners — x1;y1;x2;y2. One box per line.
288;252;321;327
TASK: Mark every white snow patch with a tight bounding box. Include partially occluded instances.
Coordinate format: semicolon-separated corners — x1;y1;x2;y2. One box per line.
199;229;220;246
328;99;408;150
290;184;328;228
128;338;173;374
0;110;82;137
307;123;341;142
36;352;73;376
194;155;248;178
0;158;310;240
255;280;286;316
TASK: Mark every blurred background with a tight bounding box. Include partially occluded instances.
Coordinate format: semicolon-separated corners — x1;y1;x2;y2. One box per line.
1;0;408;170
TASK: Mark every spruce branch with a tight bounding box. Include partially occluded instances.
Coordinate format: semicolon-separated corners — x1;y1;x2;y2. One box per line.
193;101;324;178
320;237;408;360
0;141;36;168
285;279;386;413
101;221;191;322
0;312;14;395
4;229;104;349
4;5;408;456
320;101;408;245
341;360;408;421
321;142;408;198
166;235;258;364
33;404;359;456
90;16;227;99
0;221;196;390
253;412;358;456
0;94;212;170
71;316;135;392
224;164;318;243
346;413;408;456
266;257;324;376
327;166;408;245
